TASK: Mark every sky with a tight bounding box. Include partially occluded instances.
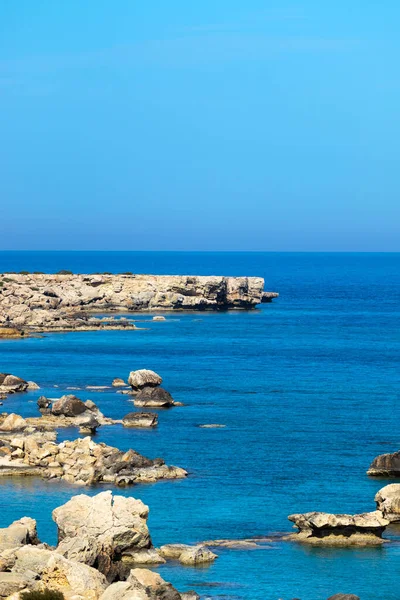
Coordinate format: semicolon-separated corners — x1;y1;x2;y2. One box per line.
0;0;399;251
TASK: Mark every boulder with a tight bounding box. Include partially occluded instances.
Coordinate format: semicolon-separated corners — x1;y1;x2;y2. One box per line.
122;413;158;428
0;414;28;432
0;572;31;597
128;568;181;600
128;370;162;390
0;517;39;552
152;316;166;321
287;511;389;545
0;374;28;394
53;491;152;580
27;381;40;391
37;396;51;413
178;545;218;565
375;484;400;522
52;395;87;417
134;387;174;408
368;450;400;476
112;378;127;387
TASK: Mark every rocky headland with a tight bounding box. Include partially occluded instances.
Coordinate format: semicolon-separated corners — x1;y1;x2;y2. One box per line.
0;273;278;334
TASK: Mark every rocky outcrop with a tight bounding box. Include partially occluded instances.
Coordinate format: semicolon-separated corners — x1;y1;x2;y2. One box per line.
159;544;217;565
0;374;31;395
367;450;400;476
0;273;275;332
122;413;158;428
112;378;127;387
53;492;152;581
287;511;389;545
375;484;400;522
99;569;193;600
128;370;162;390
134;387;175;408
0;423;187;486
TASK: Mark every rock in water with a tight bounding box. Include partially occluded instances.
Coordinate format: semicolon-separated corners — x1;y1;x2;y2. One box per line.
123;412;158;428
367;450;400;476
52;394;88;416
112;378;127;387
159;543;218;565
327;595;360;600
134;386;174;408
287;511;389;545
128;369;162;389
0;374;29;394
53;491;152;580
375;484;400;522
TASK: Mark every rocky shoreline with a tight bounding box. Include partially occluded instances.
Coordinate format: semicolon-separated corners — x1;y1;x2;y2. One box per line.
0;273;278;334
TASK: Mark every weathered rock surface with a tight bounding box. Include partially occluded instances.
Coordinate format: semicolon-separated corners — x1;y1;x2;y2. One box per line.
367;450;400;476
159;544;217;565
0;518;39;553
0;375;31;395
128;370;162;390
32;396;114;431
287;511;389;545
53;492;152;581
375;484;400;522
99;568;190;600
134;387;175;408
0;414;28;432
0;422;187;487
0;273;274;332
112;378;127;387
123;413;158;428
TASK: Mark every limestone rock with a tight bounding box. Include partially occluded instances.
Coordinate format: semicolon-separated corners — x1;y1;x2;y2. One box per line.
133;387;174;408
128;370;162;390
128;568;181;600
178;545;218;565
0;375;28;394
0;414;28;432
375;484;400;522
27;382;40;391
368;450;400;476
53;491;152;580
122;413;158;428
287;511;389;545
52;395;88;417
327;595;360;600
0;517;39;552
112;378;127;387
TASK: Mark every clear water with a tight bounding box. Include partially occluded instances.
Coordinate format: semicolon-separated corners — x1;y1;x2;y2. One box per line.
0;252;399;600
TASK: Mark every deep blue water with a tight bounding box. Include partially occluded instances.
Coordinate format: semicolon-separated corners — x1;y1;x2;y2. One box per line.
0;252;399;600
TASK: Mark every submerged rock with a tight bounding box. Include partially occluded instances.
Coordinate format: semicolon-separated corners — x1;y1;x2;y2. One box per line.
134;387;175;408
287;511;389;545
128;369;162;390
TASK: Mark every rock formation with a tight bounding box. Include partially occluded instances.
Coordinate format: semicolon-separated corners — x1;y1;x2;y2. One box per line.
367;450;400;476
375;484;400;522
128;370;162;389
287;511;389;545
159;544;217;565
127;370;177;408
0;421;187;486
0;273;277;333
0;374;39;395
122;412;158;428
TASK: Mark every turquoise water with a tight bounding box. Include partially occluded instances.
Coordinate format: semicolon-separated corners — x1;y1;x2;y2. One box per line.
0;252;399;599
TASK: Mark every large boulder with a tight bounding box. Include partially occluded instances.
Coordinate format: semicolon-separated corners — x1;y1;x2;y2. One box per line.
0;414;28;432
375;484;400;522
128;370;162;390
0;374;29;394
0;517;39;552
53;491;152;581
368;450;400;476
100;568;185;600
287;511;389;545
134;387;174;408
52;395;88;417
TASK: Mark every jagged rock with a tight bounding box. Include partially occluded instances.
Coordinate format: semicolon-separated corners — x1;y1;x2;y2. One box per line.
287;511;389;545
368;450;400;476
0;414;27;432
375;484;400;522
122;413;158;428
128;370;162;390
0;375;28;394
0;425;187;487
10;546;107;599
52;395;88;417
53;492;152;581
0;517;39;552
112;378;127;387
134;387;174;408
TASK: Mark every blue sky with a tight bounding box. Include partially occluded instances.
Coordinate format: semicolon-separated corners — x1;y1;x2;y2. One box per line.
1;1;399;251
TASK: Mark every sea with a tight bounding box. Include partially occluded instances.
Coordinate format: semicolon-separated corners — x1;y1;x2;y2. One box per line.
0;251;399;600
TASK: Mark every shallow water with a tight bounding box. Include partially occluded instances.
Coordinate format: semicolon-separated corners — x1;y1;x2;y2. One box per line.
0;252;399;599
